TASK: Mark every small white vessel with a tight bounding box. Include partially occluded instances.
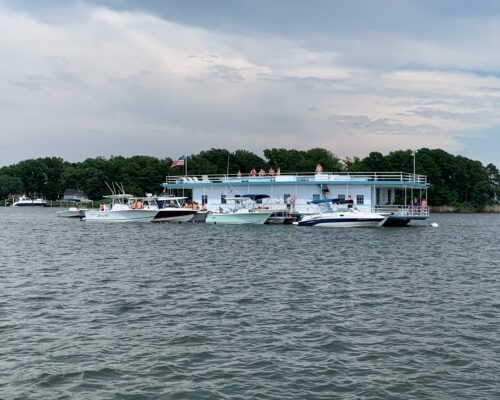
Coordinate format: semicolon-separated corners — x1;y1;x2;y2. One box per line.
56;206;87;218
12;195;48;207
206;197;273;224
294;200;387;227
83;194;158;222
153;196;198;223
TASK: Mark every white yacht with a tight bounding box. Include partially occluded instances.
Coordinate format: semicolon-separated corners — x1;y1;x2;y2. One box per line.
12;195;48;207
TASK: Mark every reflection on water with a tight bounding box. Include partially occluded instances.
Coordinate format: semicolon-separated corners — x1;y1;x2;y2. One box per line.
1;208;499;399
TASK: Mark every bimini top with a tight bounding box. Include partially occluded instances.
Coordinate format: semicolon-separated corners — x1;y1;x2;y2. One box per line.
310;198;349;205
242;194;271;201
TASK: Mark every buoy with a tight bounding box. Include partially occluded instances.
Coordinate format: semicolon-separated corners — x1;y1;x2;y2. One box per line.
430;222;439;228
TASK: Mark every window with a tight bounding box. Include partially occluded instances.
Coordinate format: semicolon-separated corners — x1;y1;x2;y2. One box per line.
284;194;290;203
387;189;392;204
221;194;226;204
338;194;345;202
312;194;320;201
202;195;208;205
376;188;381;205
356;195;364;205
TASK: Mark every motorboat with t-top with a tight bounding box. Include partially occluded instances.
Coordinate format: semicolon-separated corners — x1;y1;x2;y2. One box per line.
83;187;158;222
206;197;273;224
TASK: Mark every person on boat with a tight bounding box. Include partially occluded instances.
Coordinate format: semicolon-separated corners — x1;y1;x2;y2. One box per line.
347;195;354;208
258;168;265;176
315;163;323;174
421;198;427;215
237;170;242;177
250;167;256;177
135;200;143;209
276;167;281;176
99;202;104;211
268;167;275;176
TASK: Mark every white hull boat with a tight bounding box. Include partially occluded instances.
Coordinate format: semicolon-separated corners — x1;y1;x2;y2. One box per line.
12;195;47;207
206;210;272;224
294;209;387;227
82;190;158;222
84;209;158;222
57;207;87;218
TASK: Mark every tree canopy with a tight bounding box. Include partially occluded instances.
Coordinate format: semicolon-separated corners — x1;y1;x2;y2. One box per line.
0;148;497;209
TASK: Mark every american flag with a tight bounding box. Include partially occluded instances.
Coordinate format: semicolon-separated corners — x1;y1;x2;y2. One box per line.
170;155;186;168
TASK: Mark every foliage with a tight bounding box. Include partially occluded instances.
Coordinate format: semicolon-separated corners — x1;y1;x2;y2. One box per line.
0;148;497;209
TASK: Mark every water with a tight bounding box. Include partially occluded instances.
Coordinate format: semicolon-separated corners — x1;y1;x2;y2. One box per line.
1;208;499;399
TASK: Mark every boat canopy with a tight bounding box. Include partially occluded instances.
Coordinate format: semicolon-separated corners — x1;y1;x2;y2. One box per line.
242;194;270;201
310;198;348;204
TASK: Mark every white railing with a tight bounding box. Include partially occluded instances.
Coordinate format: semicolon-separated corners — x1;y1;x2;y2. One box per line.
375;205;430;217
164;171;428;185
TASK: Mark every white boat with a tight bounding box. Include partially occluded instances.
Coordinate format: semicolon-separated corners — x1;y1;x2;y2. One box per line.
153;196;198;223
12;195;48;207
206;197;273;224
83;194;158;222
294;200;387;227
56;206;87;218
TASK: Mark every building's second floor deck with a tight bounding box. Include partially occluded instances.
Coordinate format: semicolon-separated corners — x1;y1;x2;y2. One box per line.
162;171;429;189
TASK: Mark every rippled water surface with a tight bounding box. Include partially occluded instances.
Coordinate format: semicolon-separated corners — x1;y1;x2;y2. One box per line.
1;208;499;399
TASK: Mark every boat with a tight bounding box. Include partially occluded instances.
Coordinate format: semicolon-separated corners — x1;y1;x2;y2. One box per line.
154;196;198;222
239;194;296;224
83;194;158;222
160;169;431;227
205;197;273;224
56;206;87;218
12;195;48;207
293;199;387;227
266;210;297;225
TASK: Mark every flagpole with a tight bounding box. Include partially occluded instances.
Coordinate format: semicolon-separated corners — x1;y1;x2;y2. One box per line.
185;155;188;177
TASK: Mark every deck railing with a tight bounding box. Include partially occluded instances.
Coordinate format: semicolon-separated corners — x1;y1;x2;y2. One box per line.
375;205;430;217
163;171;428;185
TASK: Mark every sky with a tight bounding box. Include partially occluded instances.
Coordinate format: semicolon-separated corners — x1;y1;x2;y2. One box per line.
1;0;500;167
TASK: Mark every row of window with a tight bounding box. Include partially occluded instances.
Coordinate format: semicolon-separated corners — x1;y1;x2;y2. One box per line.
204;194;365;205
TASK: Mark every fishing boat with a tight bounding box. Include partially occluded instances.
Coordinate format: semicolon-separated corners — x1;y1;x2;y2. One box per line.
83;193;158;222
12;195;48;207
294;199;387;227
205;197;272;224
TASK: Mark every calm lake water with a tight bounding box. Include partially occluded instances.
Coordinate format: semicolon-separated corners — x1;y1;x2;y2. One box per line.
1;208;499;399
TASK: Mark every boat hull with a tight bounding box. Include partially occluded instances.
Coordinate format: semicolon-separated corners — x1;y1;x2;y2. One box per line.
57;209;86;218
13;202;47;207
206;212;272;224
295;212;386;227
153;209;197;223
83;209;158;222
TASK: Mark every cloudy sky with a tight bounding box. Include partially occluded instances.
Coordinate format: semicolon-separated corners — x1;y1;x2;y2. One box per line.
1;0;500;167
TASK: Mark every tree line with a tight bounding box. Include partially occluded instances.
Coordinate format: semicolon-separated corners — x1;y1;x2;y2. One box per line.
0;147;499;209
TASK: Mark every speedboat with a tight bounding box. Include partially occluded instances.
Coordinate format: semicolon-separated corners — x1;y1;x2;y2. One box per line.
266;210;297;224
294;199;387;227
83;194;158;222
12;195;48;207
153;196;198;223
206;197;273;224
